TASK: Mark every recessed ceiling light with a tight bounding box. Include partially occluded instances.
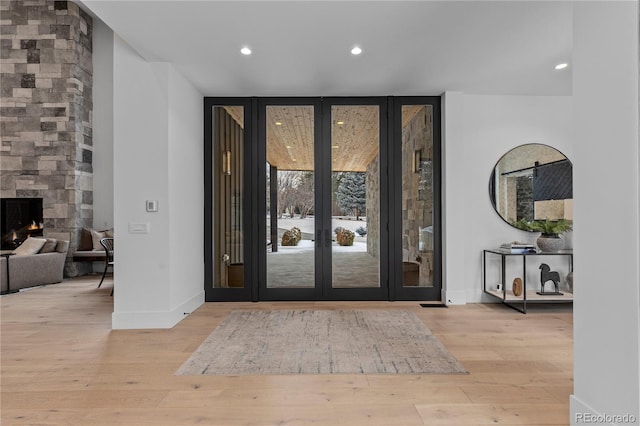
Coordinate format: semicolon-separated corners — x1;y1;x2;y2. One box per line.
240;47;252;55
350;46;362;55
292;158;297;162
336;121;344;125
555;63;568;70
332;145;339;149
285;145;291;149
275;121;282;126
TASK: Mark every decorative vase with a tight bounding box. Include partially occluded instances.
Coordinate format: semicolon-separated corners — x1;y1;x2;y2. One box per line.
566;271;573;292
536;234;563;252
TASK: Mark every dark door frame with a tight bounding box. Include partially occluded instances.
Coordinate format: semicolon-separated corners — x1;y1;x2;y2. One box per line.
204;96;442;302
319;97;390;301
203;97;257;302
256;97;323;301
390;96;442;301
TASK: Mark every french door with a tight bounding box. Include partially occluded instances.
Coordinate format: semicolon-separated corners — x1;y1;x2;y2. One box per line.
204;97;441;302
258;98;388;300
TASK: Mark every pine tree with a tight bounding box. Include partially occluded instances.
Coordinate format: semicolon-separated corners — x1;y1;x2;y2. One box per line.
336;172;366;220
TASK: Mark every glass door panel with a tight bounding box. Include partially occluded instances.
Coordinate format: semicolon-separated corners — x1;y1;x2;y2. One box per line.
213;106;245;289
401;105;435;288
330;105;381;289
265;105;316;289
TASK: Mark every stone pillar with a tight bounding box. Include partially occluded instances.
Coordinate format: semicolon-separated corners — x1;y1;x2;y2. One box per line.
365;155;379;258
0;0;93;276
401;107;433;286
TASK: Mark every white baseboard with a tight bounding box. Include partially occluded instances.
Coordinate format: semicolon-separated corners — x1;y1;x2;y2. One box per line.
466;287;500;304
112;290;204;329
444;286;505;304
443;289;467;305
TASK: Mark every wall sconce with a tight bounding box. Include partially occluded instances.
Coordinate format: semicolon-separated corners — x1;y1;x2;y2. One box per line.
413;149;422;174
222;151;231;175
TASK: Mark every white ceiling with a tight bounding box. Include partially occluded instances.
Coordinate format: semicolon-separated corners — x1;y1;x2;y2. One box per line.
81;1;573;97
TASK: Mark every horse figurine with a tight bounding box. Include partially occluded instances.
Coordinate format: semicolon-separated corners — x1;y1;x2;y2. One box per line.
539;263;562;294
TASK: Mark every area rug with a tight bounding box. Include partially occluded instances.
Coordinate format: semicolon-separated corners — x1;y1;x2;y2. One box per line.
176;310;467;375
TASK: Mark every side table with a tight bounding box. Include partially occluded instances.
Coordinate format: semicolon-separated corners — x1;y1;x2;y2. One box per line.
483;249;573;313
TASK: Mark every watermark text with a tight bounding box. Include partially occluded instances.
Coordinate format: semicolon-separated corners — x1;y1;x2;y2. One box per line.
575;413;637;424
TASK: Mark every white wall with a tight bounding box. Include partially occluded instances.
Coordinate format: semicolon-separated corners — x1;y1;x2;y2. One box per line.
571;2;640;424
92;18;114;230
111;35;204;329
167;68;205;309
443;93;573;304
94;3;640;422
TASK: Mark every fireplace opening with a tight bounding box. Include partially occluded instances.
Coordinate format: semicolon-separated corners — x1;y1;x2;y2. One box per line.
1;198;44;250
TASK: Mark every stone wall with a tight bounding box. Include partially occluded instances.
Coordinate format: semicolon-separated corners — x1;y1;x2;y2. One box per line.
401;106;433;286
0;0;93;276
365;154;379;258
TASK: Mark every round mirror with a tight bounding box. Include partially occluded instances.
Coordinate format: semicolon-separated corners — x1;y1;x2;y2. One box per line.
489;143;573;229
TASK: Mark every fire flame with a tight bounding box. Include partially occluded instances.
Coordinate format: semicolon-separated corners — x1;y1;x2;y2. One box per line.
11;231;17;241
26;220;41;231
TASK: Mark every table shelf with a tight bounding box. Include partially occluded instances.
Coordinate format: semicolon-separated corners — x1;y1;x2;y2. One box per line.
483;249;573;313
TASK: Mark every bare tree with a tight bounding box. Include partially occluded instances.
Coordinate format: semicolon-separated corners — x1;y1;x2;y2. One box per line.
296;172;314;218
277;171;299;218
275;171;315;218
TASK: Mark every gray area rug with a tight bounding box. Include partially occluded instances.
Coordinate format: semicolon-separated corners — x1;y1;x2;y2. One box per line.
176;310;467;375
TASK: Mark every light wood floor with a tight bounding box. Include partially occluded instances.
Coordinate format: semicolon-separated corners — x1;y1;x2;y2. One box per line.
1;277;573;425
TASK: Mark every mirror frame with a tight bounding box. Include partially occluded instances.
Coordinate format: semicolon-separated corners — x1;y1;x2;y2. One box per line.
489;143;573;230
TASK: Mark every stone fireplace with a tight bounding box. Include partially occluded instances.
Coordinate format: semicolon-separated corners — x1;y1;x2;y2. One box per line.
1;198;44;249
0;1;94;275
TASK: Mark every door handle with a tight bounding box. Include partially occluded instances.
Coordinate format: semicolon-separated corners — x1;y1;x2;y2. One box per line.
316;229;322;248
325;229;331;248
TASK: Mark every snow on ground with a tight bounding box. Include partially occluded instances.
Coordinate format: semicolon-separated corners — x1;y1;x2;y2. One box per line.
275;216;367;234
272;239;368;253
271;216;369;252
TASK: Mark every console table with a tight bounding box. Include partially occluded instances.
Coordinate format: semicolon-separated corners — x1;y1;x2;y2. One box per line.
483;249;573;313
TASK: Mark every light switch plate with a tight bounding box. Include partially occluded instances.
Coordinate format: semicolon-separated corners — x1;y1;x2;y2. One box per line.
129;222;150;234
146;200;158;212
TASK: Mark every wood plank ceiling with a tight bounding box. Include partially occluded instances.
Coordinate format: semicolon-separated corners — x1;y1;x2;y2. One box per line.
223;105;424;172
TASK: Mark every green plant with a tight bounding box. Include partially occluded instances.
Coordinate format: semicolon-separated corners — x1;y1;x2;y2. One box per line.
529;219;572;236
512;218;573;236
511;218;533;232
